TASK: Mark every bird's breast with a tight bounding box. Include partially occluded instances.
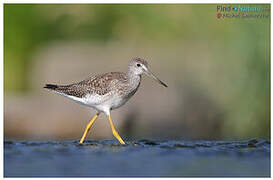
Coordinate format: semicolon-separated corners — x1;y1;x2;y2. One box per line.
82;75;141;112
109;79;141;110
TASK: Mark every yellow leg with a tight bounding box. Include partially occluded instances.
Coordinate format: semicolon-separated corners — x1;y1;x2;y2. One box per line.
79;113;99;144
107;115;125;144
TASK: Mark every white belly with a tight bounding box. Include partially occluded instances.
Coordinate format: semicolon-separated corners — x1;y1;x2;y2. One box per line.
54;81;140;114
86;94;129;112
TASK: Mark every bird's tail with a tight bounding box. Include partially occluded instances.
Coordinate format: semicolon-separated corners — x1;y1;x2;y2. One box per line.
44;84;59;90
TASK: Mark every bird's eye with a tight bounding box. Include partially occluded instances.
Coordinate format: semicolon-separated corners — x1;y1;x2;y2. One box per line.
137;64;141;67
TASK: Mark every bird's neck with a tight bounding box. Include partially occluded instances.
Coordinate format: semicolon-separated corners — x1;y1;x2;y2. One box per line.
127;69;141;89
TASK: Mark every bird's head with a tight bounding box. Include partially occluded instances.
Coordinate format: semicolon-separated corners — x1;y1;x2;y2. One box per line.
128;57;168;87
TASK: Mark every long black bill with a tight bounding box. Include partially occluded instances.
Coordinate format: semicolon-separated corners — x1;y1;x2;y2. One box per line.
145;69;168;88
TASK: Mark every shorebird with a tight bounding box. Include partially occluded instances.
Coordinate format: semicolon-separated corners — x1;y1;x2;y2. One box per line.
44;58;167;144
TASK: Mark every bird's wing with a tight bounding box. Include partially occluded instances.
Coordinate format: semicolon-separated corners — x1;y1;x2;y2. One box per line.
50;72;128;98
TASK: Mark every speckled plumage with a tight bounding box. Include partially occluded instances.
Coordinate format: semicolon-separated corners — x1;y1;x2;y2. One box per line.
44;57;167;115
50;72;129;98
44;57;167;144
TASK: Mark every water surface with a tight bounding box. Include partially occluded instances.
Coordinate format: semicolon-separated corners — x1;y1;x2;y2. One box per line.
4;138;270;177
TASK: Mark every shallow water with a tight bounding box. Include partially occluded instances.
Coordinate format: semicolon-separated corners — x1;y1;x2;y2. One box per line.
4;138;270;177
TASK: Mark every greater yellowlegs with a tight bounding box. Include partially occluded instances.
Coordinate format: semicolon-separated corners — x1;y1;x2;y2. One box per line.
44;58;167;144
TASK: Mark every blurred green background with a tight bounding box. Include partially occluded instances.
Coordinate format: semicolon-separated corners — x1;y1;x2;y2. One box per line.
4;4;270;140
